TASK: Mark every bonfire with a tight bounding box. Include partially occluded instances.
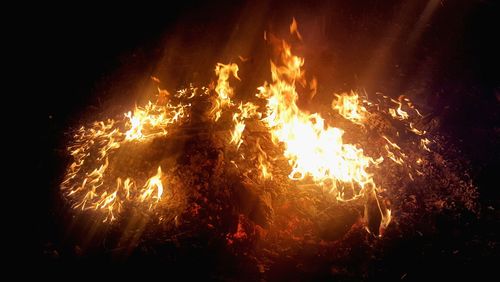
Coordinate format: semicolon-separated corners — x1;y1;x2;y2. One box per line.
59;19;478;279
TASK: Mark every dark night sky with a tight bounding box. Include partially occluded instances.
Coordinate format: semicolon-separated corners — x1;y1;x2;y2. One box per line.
27;0;499;275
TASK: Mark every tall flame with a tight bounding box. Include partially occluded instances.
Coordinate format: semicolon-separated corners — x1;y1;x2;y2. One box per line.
210;63;240;121
258;40;379;200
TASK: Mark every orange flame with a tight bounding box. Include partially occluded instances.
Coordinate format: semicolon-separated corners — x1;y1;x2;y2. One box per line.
332;92;368;124
230;102;259;149
258;39;378;200
61;84;189;222
139;166;165;204
210;63;240;121
125;101;188;141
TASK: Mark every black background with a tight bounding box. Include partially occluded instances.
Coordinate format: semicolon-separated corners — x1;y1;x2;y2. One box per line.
28;0;499;278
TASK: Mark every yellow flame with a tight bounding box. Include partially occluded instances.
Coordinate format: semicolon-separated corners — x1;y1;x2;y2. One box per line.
258;40;378;200
420;138;431;152
409;122;426;135
230;102;259;149
382;136;406;165
139;166;164;204
256;138;273;180
210;63;240;121
61;84;189;221
61;20;439;234
332;91;368;124
125;101;188;141
388;98;409;120
93;178;123;222
290;17;303;40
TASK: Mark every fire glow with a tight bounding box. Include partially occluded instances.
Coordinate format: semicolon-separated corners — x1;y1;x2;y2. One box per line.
61;20;433;234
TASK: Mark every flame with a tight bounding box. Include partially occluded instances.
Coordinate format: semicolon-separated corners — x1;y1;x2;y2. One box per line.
290;17;302;40
61;84;189;222
125;101;188;141
94;178;124;222
382;136;406;165
332;92;368;124
420;138;431;152
409;122;426;135
256;138;273;180
258;39;378;200
388;97;410;120
139;166;165;204
230;102;259;149
210;63;240;121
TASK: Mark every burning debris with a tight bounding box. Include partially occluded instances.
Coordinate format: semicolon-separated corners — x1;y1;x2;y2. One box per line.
59;19;478;278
